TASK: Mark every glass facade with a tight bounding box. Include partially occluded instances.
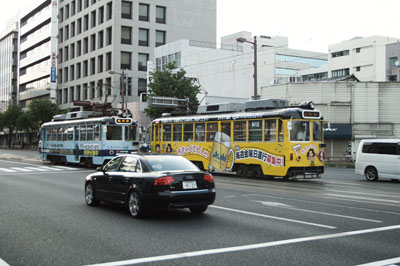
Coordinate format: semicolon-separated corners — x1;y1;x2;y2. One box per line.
275;54;328;68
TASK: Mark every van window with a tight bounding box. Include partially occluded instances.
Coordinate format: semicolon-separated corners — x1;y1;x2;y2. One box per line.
362;142;400;155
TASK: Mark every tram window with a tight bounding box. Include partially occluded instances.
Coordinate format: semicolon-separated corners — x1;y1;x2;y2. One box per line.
51;127;57;141
234;121;247;142
163;125;172;141
183;123;194;141
222;122;231;137
62;127;68;141
278;120;284;142
151;125;154;141
47;128;52;141
249;120;262;142
80;125;87;141
57;127;63;141
125;125;137;141
106;125;122;140
67;126;74;141
173;124;182;141
94;124;100;141
206;123;218;141
195;123;205;142
87;125;94;141
290;121;310;142
264;119;277;142
75;127;80;141
313;121;322;142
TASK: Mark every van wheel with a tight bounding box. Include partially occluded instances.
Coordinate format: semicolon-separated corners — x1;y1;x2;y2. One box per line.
365;167;378;181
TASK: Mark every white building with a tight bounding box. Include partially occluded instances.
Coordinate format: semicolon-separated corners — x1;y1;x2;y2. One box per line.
298;36;400;82
261;81;400;160
57;0;216;125
154;31;328;101
0;21;19;112
18;0;58;109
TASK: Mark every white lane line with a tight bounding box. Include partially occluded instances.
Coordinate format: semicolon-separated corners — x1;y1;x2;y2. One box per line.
356;257;400;266
9;167;33;172
326;194;400;204
327;189;400;199
84;225;400;266
244;194;400;215
0;168;17;172
51;166;80;170
0;159;41;167
35;166;63;171
0;258;11;266
253;201;381;223
23;167;49;172
210;205;336;229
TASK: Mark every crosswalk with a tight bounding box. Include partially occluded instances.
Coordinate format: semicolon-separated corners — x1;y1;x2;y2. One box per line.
0;165;81;173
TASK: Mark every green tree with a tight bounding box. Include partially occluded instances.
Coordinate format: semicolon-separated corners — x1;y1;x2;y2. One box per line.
1;105;23;148
27;99;57;130
145;62;201;120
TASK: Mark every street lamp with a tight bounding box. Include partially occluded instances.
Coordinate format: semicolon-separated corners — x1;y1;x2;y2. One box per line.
236;36;258;100
109;69;127;112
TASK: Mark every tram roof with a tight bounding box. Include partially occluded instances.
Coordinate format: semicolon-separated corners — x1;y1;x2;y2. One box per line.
152;107;322;124
41;116;136;127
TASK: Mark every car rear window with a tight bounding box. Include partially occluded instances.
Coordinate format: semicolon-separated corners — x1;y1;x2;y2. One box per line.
362;142;400;155
146;156;199;171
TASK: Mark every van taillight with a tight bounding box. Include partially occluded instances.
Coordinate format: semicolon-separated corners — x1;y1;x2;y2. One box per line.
204;174;214;182
154;176;174;186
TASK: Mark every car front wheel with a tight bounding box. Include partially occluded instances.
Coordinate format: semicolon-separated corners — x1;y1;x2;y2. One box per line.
128;191;144;218
85;183;98;206
189;205;208;214
365;167;378;181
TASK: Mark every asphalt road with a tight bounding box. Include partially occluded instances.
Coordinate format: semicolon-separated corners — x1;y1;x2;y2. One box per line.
0;154;399;266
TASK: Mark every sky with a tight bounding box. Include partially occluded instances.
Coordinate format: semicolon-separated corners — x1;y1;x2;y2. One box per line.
1;0;400;53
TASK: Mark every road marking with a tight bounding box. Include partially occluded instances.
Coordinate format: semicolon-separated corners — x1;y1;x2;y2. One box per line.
210;205;336;229
0;168;17;172
51;166;81;170
9;167;33;172
84;225;400;266
254;200;381;223
355;257;400;266
328;189;400;199
0;258;10;266
35;166;64;171
22;167;50;172
244;194;400;215
326;194;400;204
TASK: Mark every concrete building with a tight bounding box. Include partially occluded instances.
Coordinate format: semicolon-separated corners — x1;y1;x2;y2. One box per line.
0;21;19;112
154;31;328;101
57;0;216;126
298;36;400;82
18;0;58;109
386;42;400;81
261;81;400;160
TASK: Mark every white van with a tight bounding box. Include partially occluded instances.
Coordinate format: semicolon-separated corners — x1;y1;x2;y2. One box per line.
355;139;400;181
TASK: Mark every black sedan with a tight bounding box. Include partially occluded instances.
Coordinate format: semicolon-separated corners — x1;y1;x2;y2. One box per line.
84;154;216;218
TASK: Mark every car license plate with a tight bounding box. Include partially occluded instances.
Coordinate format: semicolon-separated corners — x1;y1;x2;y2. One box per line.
182;180;197;189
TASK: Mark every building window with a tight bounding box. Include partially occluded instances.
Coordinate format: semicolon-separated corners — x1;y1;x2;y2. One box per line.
77;62;81;79
121;52;131;69
156;57;162;70
121;1;132;19
83;60;88;77
356;48;361;53
76;85;81;101
64;67;69;82
156;6;166;23
64;46;69;61
65;25;69;40
90;57;96;75
121;26;132;44
70;43;75;59
356;66;361;72
106;52;112;70
77;18;82;34
138;78;147;96
84;14;89;31
77;40;82;56
106;27;112;45
98;30;104;48
156;30;166;47
90;34;96;51
83;37;89;54
139;28;149;46
106;77;112;95
106;1;112;20
175;52;181;67
98;6;104;24
71;22;75;37
98;55;103;73
91;10;96;28
138;53;148;71
331;50;349;58
139;3;149;21
332;68;349;78
389;57;398;68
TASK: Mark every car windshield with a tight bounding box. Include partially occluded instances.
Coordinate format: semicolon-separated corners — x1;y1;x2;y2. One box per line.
145;156;199;171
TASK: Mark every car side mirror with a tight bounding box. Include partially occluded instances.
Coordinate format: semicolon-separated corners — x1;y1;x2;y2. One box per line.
96;166;104;172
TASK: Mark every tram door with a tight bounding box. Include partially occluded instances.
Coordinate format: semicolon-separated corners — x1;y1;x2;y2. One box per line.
209;122;232;171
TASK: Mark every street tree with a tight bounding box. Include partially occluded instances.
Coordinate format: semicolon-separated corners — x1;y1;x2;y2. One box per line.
28;99;57;130
145;62;201;120
1;105;23;148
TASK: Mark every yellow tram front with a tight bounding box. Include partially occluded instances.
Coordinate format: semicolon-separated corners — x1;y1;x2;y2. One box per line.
151;101;325;179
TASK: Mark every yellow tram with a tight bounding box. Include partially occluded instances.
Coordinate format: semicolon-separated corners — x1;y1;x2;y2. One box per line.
150;100;325;179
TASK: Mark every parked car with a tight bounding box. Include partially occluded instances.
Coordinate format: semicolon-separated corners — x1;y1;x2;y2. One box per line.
355;139;400;181
84;154;216;218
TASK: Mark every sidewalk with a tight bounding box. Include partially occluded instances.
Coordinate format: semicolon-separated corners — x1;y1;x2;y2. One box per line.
0;149;42;164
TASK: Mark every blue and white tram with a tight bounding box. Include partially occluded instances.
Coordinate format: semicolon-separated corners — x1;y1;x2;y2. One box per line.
39;112;140;166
